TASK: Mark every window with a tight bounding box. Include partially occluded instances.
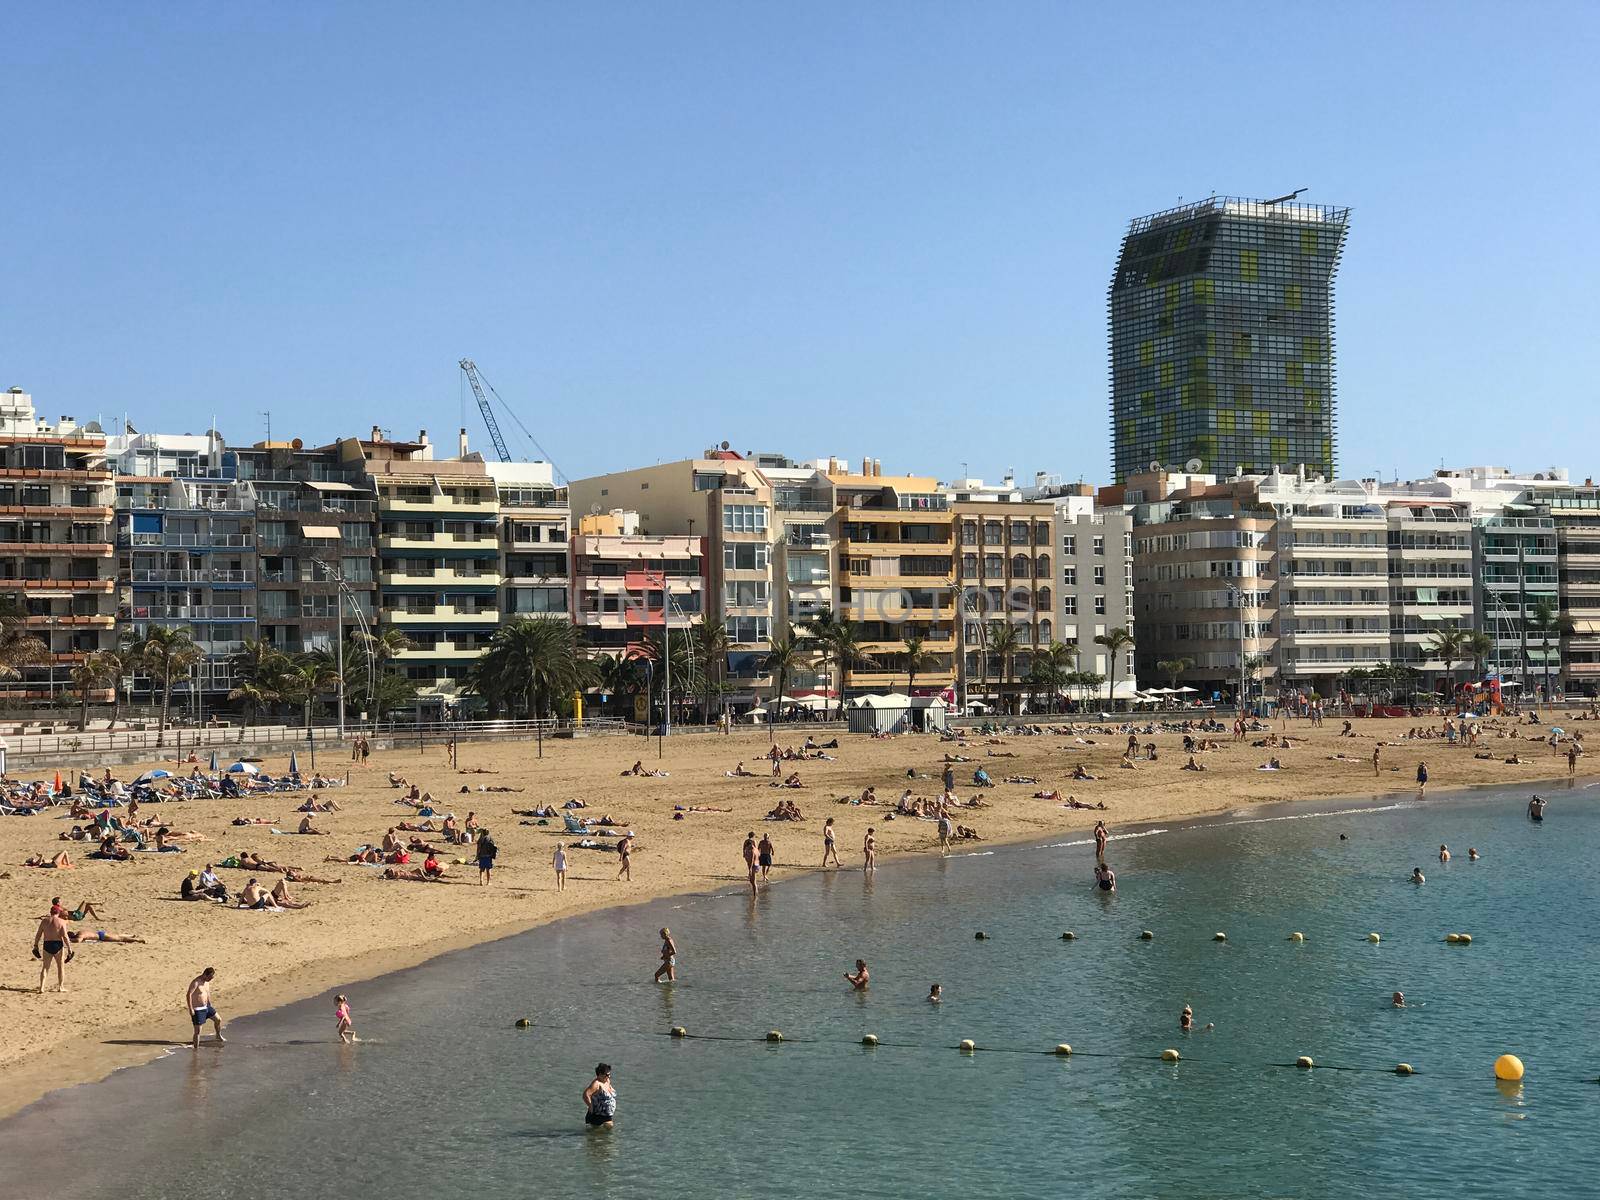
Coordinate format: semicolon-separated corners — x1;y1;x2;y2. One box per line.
1063;595;1077;615
1009;521;1029;543
341;557;374;582
1011;554;1031;577
961;521;978;545
1037;586;1051;610
722;504;769;533
510;586;567;613
727;616;770;644
961;552;978;578
1063;565;1076;585
1094;565;1105;585
1093;536;1105;555
723;543;769;571
724;580;770;606
1036;554;1050;577
1062;534;1076;555
1094;595;1106;615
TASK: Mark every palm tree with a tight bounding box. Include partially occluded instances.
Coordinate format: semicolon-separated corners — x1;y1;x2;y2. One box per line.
356;627;414;720
637;629;701;725
69;651;120;732
227;681;273;736
1072;671;1104;713
762;633;807;719
1036;641;1077;713
133;626;203;747
691;618;730;723
595;653;645;717
280;659;333;731
1464;629;1495;680
1527;597;1569;711
985;622;1023;714
1424;625;1468;703
1093;626;1136;712
0;611;49;683
802;606;843;713
902;635;937;697
467;617;594;719
97;645;133;732
1242;654;1272;709
822;619;875;717
1157;657;1192;693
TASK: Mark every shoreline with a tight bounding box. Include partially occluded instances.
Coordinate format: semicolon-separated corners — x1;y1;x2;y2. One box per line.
2;756;1578;1122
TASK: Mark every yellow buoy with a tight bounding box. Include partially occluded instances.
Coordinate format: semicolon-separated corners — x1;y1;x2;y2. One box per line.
1296;1055;1314;1070
861;1034;879;1046
766;1030;784;1043
514;1018;532;1029
1395;1063;1415;1076
1457;933;1472;944
669;1026;688;1038
1054;1043;1073;1056
1161;1048;1181;1062
1140;930;1155;941
1367;933;1381;943
959;1039;977;1054
1289;932;1305;942
1213;932;1228;942
1494;1054;1524;1082
1444;933;1461;944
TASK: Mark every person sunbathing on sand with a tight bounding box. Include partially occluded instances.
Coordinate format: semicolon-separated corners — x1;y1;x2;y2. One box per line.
1071;764;1097;781
26;852;76;868
382;866;438;882
230;817;275;826
1033;789;1061;800
1182;755;1206;771
66;928;145;944
269;879;311;909
674;804;732;813
297;815;331;835
238;879;279;909
727;762;757;777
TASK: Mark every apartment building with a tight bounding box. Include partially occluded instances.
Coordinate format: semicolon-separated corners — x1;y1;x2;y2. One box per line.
570;510;705;658
568;450;773;701
347;428;500;710
830;463;956;695
486;460;570;623
229;441;379;656
1020;476;1137;697
761;459;837;694
1475;515;1560;695
1525;484;1600;695
0;389;118;706
1122;469;1279;700
107;430;257;700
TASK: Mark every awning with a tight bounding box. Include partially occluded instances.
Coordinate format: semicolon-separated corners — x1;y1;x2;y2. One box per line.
1572;619;1600;635
300;524;341;538
307;480;362;492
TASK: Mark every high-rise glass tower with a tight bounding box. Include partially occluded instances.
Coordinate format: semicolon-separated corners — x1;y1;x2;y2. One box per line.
1109;196;1349;483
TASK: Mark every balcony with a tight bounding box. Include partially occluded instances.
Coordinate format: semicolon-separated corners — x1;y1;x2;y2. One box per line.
118;532;252;549
0;505;113;519
19;613;114;628
386;606;500;624
381;569;501;588
126;568;254;585
380;496;498;517
378;533;499;553
119;604;256;621
0;541;113;555
0;576;115;591
392;643;487;659
785;531;831;549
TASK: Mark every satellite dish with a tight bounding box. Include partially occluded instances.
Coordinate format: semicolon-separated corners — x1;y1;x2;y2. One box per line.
1185;458;1203;472
720;440;730;450
84;420;104;433
292;437;304;450
1148;460;1162;471
589;503;602;515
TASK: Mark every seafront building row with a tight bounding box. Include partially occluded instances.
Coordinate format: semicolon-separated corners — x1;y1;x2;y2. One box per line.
0;385;1592;715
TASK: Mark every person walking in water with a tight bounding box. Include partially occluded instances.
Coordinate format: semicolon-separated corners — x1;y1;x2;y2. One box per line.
862;827;877;873
757;833;775;883
334;993;355;1044
1415;761;1428;793
1528;794;1546;822
743;832;758;894
583;1063;617;1129
1093;820;1108;863
187;967;225;1049
822;817;840;868
32;908;71;993
844;959;870;990
616;832;633;882
653;927;677;983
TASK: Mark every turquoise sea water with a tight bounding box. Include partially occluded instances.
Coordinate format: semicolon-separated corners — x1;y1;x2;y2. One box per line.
4;782;1598;1199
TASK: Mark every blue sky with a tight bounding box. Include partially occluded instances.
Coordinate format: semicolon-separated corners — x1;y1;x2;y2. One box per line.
5;2;1598;484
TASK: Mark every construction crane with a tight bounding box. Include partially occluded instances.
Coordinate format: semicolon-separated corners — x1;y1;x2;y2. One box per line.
458;359;511;463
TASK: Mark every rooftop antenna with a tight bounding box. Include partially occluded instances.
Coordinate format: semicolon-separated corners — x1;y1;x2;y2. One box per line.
1262;188;1308;205
262;411;271;443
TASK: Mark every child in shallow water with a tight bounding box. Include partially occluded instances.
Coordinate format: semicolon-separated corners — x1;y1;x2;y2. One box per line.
335;993;355;1044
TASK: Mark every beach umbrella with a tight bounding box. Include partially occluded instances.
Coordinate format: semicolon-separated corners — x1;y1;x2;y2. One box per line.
208;749;219;772
1173;686;1199;694
53;770;62;795
288;750;300;775
225;761;260;775
133;768;172;783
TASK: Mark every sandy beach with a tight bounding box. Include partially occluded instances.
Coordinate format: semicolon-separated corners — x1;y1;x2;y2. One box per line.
0;712;1589;1116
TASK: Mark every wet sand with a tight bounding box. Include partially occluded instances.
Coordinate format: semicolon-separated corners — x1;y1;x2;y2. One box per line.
0;712;1587;1115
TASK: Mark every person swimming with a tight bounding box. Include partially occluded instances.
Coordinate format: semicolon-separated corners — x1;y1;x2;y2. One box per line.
1392;991;1406;1008
928;983;942;1004
844;959;869;990
1410;867;1426;885
1528;795;1546;822
1180;1004;1193;1031
1094;862;1116;892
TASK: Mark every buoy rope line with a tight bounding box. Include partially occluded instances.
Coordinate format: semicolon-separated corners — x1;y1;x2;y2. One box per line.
536;1028;1588;1088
